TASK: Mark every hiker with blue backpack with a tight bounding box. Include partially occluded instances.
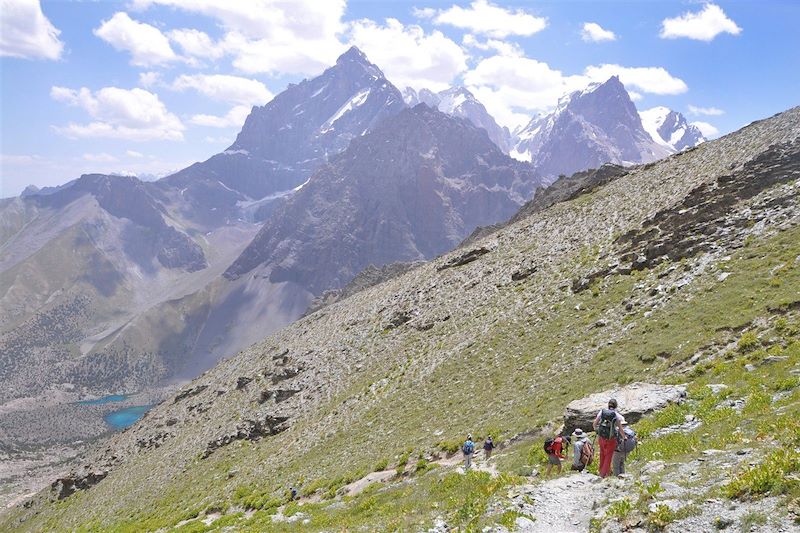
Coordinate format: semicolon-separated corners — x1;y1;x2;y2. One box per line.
593;398;627;478
612;417;637;476
463;434;475;470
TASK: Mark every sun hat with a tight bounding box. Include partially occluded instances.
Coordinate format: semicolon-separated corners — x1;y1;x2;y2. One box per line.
572;428;586;438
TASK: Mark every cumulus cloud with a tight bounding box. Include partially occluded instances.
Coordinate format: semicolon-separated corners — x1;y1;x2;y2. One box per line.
138;71;161;88
0;0;63;60
691;121;719;138
464;55;688;129
462;34;522;57
190;105;251;128
660;3;741;42
583;64;687;95
132;0;347;75
168;28;224;60
349;18;467;91
688;104;724;116
50;86;184;141
94;12;178;66
171;74;272;105
581;22;616;42
419;0;547;38
126;150;145;158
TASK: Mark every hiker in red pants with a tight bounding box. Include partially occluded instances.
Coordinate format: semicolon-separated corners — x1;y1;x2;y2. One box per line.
593;398;626;478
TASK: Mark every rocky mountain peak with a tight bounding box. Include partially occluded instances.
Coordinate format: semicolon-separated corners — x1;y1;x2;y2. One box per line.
158;47;406;222
640;106;706;152
223;104;541;293
511;76;672;178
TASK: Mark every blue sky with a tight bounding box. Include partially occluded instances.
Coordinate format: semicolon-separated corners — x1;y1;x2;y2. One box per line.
1;0;798;197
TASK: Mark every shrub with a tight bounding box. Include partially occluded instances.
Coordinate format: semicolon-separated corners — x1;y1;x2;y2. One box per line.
605;498;633;521
374;458;389;472
724;448;800;499
737;331;759;353
438;440;461;455
647;504;675;530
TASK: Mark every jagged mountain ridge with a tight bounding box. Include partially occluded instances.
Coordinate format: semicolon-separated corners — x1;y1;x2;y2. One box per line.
403;86;511;152
639;106;706;151
158;46;407;224
511;76;673;177
6;106;797;531
224;104;542;295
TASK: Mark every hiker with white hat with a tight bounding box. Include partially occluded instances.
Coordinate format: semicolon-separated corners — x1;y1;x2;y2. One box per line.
570;428;594;471
611;416;637;476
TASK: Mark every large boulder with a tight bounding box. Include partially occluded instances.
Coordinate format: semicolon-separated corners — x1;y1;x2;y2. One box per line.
563;382;687;434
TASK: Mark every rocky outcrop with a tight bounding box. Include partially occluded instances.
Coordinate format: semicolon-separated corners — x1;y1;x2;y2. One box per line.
563;382;687;434
202;415;290;458
51;470;108;500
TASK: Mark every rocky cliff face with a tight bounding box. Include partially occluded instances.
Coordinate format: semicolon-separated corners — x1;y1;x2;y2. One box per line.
159;46;406;223
223;104;542;294
403;86;510;152
512;76;672;177
640;106;706;151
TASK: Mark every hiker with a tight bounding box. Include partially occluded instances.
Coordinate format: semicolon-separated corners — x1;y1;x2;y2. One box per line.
570;428;593;471
463;434;475;470
483;436;495;461
612;417;637;476
544;434;568;477
593;398;626;478
289;486;298;500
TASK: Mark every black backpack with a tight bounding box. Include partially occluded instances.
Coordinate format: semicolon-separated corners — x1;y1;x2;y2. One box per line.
597;409;618;439
543;437;555;454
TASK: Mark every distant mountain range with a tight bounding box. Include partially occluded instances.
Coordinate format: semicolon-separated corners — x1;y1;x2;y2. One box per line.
0;47;707;471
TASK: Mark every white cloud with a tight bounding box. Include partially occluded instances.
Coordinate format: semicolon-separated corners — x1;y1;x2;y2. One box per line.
462;34;522;57
628;91;643;102
581;22;616;42
138;71;161;88
81;153;118;163
583;64;688;95
691;121;719;138
126;150;145;158
422;0;547;38
190;105;251;128
0;0;63;60
132;0;347;75
171;74;272;105
94;12;178;66
168;28;223;60
660;3;741;42
349;18;467;91
688;104;724;116
464;55;688;129
50;86;184;141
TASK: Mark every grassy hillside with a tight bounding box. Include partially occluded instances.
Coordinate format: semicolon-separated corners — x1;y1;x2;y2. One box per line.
2;107;799;532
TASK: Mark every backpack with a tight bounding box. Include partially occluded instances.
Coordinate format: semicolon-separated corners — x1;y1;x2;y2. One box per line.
621;428;637;453
463;440;474;454
543;437;555;454
597;409;618;439
579;440;594;466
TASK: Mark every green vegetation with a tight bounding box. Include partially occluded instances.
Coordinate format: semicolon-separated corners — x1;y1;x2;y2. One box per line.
5;182;800;532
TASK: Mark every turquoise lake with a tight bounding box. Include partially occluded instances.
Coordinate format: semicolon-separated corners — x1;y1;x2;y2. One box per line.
77;394;128;405
104;405;152;430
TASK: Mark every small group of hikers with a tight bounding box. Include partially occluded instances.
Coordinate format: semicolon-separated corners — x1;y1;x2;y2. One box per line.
543;397;637;478
461;434;494;469
461;397;637;478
